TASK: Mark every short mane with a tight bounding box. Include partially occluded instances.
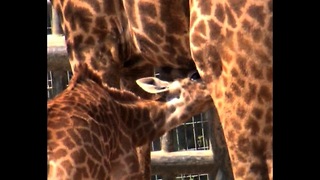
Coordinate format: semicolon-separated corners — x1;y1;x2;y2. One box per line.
67;63;103;89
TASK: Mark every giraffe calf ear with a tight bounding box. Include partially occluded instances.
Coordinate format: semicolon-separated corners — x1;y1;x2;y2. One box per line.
136;77;170;94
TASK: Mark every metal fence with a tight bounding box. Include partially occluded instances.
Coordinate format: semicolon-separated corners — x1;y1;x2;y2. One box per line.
47;2;227;179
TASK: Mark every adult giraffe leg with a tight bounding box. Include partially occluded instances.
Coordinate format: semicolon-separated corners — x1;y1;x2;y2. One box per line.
189;0;273;179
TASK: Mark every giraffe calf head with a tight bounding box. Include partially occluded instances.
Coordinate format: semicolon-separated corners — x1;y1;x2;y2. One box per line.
136;71;213;113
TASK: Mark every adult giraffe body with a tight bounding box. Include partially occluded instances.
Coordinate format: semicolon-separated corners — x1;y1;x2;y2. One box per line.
125;1;273;179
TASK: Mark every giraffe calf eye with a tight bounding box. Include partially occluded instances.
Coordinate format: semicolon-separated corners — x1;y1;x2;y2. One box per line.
190;72;201;80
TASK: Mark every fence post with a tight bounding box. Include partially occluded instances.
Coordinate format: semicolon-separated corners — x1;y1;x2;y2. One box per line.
52;71;68;97
160;131;176;180
51;3;63;34
206;108;232;180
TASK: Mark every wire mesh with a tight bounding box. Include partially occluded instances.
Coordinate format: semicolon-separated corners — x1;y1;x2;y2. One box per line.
47;71;53;99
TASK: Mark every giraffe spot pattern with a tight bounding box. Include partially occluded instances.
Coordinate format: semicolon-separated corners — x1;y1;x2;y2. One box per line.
215;3;225;23
198;0;212;15
160;0;187;34
97;165;106;179
235;166;245;177
224;4;237;28
265;108;272;124
191;32;207;47
83;0;101;12
237;135;250;154
71;149;87;164
138;2;157;18
71;116;90;128
208;19;222;41
230;82;241;96
250;62;263;79
95;16;108;30
63;137;76;150
67;129;83;145
142;21;165;43
236;78;245;88
247;5;266;26
48;118;69;130
48;141;60;152
232;120;241;131
227;130;235;142
222;75;229;87
264;35;272;51
194;20;207;36
205;45;222;77
236;56;248;76
85;144;101;161
263;125;272;135
47;131;53;139
236;152;247;163
135;33;159;53
225;91;234;102
163;45;177;56
103;0;116;15
244;83;257;104
76;129;91;144
245;117;260;135
87;158;97;176
60;160;73;176
255;49;270;64
215;88;223;99
252;139;267;157
231;68;239;77
52;148;68;160
190;10;197;26
84;36;95;46
124;0;138;28
56;131;66;139
92;134;103;154
229;0;247;16
92;27;108;42
250;162;268;177
236;106;246;119
237;32;253;55
242;19;252;33
252;28;262;42
252;108;263;119
74;167;90;179
258;85;272;104
268;15;273;32
64;2;92;32
125;155;140;171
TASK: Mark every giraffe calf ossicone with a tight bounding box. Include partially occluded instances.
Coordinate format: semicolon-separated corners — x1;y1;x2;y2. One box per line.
47;63;213;180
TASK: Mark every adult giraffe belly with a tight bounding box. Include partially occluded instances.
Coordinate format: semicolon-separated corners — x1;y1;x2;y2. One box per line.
123;0;195;69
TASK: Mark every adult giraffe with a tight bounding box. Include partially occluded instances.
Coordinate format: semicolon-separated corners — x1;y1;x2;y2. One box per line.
124;1;273;179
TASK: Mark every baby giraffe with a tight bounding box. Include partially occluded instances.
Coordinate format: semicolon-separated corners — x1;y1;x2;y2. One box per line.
47;63;213;180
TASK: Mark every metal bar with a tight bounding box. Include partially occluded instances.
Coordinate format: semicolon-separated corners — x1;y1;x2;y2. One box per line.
160;131;175;180
47;35;70;71
151;150;214;175
50;2;63;34
159;66;176;179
